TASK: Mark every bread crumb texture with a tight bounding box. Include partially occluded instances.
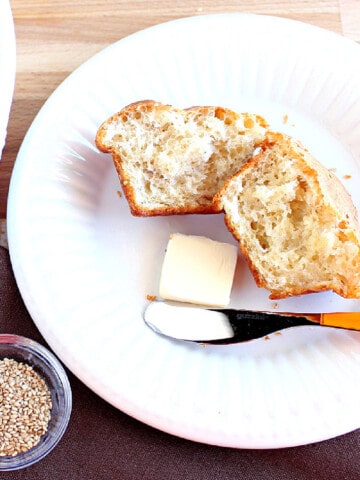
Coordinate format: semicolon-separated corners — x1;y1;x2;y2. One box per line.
214;132;360;299
95;100;268;216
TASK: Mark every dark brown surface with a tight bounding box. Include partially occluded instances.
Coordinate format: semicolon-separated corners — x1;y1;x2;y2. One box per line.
1;246;359;479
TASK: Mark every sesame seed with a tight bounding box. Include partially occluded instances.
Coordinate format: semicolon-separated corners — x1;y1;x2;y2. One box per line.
0;358;52;457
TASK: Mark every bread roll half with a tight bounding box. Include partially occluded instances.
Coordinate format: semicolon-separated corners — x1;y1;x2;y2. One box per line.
213;132;360;299
95;100;268;216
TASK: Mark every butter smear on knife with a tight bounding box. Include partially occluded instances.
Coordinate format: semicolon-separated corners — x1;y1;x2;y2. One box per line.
159;233;238;307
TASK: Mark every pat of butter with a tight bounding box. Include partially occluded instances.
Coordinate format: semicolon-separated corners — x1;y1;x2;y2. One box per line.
159;233;238;307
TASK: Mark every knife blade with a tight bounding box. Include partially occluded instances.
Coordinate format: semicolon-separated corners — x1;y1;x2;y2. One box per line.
143;301;360;344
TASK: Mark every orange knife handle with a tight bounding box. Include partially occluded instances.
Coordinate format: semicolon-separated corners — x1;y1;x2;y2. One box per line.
320;312;360;331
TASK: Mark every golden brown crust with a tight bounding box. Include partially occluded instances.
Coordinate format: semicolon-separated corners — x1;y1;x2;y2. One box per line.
214;132;360;300
96;100;268;216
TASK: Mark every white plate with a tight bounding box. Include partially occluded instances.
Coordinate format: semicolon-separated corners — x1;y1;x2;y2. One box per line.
7;14;360;448
0;0;16;159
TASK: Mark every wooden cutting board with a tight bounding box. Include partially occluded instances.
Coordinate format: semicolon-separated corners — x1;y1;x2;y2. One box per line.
1;0;359;218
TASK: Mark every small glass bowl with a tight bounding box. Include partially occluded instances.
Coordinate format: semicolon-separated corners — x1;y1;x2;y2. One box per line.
0;334;72;471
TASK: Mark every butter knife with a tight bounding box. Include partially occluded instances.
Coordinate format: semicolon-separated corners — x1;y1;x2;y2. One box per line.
143;300;360;344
